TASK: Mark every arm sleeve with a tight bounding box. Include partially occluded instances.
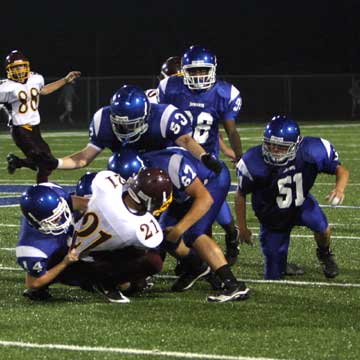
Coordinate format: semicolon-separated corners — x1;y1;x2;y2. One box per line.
222;85;242;120
305;138;340;174
164;108;193;141
236;158;255;194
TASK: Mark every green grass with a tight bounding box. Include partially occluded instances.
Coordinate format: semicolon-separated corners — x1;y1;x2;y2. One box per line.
0;122;359;360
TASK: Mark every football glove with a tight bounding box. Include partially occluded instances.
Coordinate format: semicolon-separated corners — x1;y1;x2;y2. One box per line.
200;153;222;175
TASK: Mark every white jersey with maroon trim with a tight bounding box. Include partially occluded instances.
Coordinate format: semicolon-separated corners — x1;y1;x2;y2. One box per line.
73;171;163;257
0;72;44;126
145;88;159;104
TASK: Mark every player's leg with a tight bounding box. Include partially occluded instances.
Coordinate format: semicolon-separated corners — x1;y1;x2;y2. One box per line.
7;125;38;173
192;234;249;302
216;201;240;265
259;225;291;280
298;194;338;278
28;125;58;183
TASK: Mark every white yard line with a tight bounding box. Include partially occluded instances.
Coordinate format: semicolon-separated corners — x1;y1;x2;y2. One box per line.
1;266;359;289
0;340;289;360
155;274;360;289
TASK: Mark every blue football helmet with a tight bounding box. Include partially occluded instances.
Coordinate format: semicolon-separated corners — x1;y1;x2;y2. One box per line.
262;115;301;166
75;172;98;198
20;185;73;235
107;148;144;180
182;45;217;90
110;85;150;144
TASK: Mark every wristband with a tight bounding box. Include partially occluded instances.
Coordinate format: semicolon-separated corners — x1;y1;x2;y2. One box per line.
57;158;63;169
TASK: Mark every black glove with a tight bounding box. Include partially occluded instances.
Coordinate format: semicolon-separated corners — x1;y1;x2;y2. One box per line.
201;153;222;175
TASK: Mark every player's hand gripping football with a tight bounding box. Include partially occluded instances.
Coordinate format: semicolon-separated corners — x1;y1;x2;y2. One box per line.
325;188;345;207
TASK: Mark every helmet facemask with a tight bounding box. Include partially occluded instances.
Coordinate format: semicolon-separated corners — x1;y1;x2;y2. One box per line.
6;60;30;83
183;64;216;90
28;197;73;235
110;99;149;144
110;113;149;143
262;136;300;166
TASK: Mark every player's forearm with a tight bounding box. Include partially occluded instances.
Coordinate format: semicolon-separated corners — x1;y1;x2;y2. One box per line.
57;148;98;169
175;134;206;160
234;190;247;230
175;194;213;235
228;130;243;160
40;78;67;95
335;165;349;193
57;155;90;169
25;259;70;290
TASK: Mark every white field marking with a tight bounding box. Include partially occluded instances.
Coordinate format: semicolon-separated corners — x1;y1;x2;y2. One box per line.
212;232;360;240
155;274;360;289
0;340;290;360
0;156;110;165
0;248;14;251
222;199;360;209
0;180;77;184
2;266;360;290
218;123;360;132
0;204;19;208
0;266;21;271
0;132;87;140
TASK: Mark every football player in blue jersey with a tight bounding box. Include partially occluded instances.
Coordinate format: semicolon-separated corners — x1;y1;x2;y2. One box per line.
16;183;89;300
50;85;221;176
108;147;250;303
235;115;349;280
158;45;243;265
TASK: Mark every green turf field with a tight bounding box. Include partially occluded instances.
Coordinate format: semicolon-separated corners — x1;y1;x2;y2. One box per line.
0;122;359;360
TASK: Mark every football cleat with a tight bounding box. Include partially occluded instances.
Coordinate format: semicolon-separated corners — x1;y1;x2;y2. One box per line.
205;272;223;291
284;263;305;276
171;264;211;292
23;288;52;301
316;247;339;278
93;283;130;303
207;281;249;303
6;153;20;174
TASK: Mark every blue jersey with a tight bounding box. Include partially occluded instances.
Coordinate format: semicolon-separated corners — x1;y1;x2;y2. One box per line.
88;103;192;153
158;76;242;156
141;147;216;203
142;147;230;245
236;137;340;230
16;184;73;278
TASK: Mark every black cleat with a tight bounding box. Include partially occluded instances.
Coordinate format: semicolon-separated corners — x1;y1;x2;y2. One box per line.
205;272;223;291
171;265;211;292
284;263;305;276
174;259;187;276
6;153;20;174
23;288;52;301
123;277;154;295
93;284;130;303
225;226;240;266
316;248;339;278
207;281;250;303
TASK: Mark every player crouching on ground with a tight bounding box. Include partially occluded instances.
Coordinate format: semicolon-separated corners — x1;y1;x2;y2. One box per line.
235;115;349;280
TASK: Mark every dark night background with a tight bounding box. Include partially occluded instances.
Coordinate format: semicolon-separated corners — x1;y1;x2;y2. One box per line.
1;1;359;77
0;1;359;124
